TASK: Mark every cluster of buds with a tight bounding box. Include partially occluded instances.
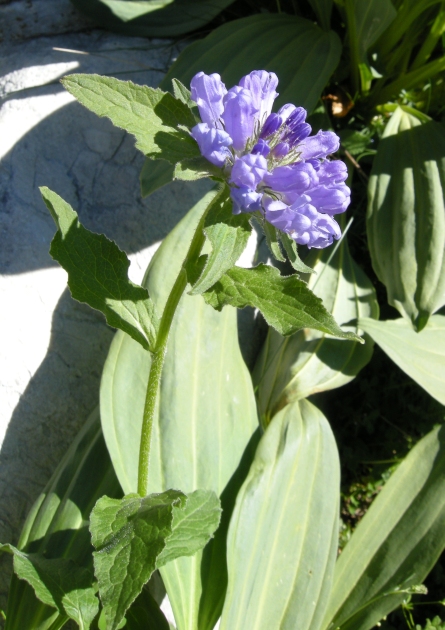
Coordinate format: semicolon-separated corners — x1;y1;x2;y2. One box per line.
190;70;350;249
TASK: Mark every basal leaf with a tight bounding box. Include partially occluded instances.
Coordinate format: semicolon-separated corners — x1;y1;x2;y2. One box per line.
220;400;340;630
202;264;363;342
70;0;236;37
322;424;445;630
41;186;159;351
254;233;378;419
91;490;220;630
189;188;252;295
161;14;342;114
5;408;121;630
1;545;98;629
358;315;445;405
61;74;199;164
367;108;445;330
100;190;259;630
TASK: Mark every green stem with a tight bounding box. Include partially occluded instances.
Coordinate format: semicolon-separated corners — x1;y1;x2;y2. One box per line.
136;186;224;497
344;0;360;96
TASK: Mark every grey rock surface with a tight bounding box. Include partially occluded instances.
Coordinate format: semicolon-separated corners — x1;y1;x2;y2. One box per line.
0;28;213;619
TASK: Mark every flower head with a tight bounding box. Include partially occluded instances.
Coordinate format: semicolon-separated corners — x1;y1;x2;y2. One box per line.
189;70;350;249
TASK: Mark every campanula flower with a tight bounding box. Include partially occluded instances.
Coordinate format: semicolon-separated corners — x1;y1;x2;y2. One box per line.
189;70;350;249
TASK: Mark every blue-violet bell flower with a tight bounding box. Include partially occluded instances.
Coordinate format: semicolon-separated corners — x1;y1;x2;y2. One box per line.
189;70;350;249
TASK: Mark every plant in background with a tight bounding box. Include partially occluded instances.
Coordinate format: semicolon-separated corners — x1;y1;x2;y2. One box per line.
2;0;445;628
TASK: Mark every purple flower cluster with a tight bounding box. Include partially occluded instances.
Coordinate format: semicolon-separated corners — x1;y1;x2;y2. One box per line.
190;71;350;249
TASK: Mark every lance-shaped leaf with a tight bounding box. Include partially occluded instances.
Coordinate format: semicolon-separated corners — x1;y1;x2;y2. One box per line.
262;221;286;263
189;188;252;295
41;186;159;351
253;234;378;419
1;545;98;629
358;315;445;405
90;490;220;630
70;0;236;37
307;0;333;31
367;108;445;331
280;232;314;273
61;74;199;165
322;423;445;630
161;13;342;114
202;264;363;342
220;400;340;630
100;190;259;630
5;408;122;630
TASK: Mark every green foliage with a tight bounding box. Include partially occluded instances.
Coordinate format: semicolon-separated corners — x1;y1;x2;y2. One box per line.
254;231;378;419
323;424;445;630
202;263;363;342
100;192;259;630
367;108;445;331
220;399;340;630
359;315;445;406
90;490;220;630
189;188;252;295
70;0;236;37
416;618;445;630
42;186;159;352
161;14;342;114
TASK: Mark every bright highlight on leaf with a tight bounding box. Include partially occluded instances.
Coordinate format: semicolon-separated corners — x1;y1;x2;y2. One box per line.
90;489;221;630
202;263;364;342
41;186;159;351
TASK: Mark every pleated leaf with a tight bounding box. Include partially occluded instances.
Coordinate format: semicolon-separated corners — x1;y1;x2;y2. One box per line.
220;399;340;630
358;315;445;405
100;189;259;630
70;0;236;37
322;423;445;630
367;107;445;330
5;408;122;630
253;233;378;419
161;14;342;114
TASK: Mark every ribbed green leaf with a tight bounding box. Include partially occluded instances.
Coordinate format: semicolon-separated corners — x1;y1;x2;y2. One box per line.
61;74;198;164
367;108;445;330
100;190;259;630
322;424;445;630
161;14;342;114
70;0;236;37
253;234;378;419
220;399;340;630
6;409;121;630
41;186;159;351
358;315;445;405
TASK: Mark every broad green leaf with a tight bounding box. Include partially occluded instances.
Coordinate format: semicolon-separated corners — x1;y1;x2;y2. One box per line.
253;234;378;419
173;157;220;182
189;188;252;295
367;108;445;330
6;408;121;630
100;190;259;630
61;74;199;165
124;588;170;629
358;315;445;405
1;545;98;629
91;490;220;630
220;399;340;630
161;14;342;114
307;0;333;31
41;186;159;351
70;0;236;37
322;423;445;630
351;0;396;58
91;490;185;630
140;159;175;198
171;79;196;111
202;264;364;342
